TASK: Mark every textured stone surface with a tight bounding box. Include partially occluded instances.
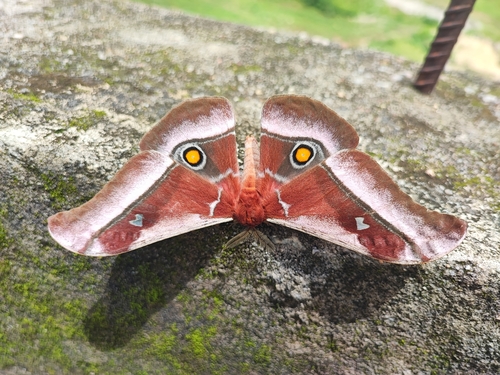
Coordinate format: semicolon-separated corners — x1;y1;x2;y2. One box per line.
0;0;499;373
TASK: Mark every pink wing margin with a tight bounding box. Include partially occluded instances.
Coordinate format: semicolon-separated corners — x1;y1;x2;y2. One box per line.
48;98;240;256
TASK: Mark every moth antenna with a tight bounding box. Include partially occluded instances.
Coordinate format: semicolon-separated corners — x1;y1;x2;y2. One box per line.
224;229;252;249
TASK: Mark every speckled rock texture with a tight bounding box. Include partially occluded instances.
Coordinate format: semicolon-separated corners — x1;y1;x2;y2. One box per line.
0;0;499;374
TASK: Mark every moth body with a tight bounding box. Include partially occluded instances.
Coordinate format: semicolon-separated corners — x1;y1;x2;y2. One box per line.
233;136;266;227
233;188;265;227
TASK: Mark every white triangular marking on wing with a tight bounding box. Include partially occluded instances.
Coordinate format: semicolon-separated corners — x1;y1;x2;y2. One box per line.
129;214;144;227
355;217;370;230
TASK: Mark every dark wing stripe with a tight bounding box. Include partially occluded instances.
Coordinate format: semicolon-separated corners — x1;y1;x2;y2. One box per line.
48;150;173;253
319;156;418;251
324;150;467;260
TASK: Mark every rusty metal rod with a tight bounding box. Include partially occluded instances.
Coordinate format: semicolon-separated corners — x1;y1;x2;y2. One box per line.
414;0;476;94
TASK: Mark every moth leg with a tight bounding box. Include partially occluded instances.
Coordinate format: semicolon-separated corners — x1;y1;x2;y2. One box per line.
251;229;276;251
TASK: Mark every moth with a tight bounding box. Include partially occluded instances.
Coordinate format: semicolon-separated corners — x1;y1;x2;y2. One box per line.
48;95;467;264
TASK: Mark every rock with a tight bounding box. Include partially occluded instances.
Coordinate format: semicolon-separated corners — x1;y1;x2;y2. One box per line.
0;0;499;373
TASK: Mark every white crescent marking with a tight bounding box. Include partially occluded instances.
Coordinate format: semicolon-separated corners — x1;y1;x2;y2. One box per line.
276;190;291;217
208;188;222;216
211;168;239;183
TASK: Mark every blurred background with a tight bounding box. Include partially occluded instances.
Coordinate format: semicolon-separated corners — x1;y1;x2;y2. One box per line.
133;0;500;81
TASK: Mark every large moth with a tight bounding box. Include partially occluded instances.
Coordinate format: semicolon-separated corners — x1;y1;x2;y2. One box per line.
48;95;467;264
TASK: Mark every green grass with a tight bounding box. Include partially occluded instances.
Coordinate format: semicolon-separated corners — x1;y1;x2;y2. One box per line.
133;0;499;65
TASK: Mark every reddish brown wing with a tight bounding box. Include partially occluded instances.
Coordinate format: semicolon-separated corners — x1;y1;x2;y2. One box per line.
259;95;467;264
264;150;466;264
48;98;240;256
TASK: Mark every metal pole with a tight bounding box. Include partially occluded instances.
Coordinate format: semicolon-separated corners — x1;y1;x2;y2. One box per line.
414;0;476;94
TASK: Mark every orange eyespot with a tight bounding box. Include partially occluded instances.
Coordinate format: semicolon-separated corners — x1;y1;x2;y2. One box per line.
295;147;312;163
185;149;201;165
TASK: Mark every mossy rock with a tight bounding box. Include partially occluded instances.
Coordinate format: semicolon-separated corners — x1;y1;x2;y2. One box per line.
0;0;499;373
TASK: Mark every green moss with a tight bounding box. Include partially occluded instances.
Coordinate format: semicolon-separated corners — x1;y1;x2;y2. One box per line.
145;285;163;305
67;116;91;130
140;322;223;373
211;293;224;308
202;289;224;307
0;223;13;249
430;353;451;372
454;176;481;189
455;147;473;156
92;109;106;118
176;290;192;304
0;208;13;249
67;110;107;131
146;324;181;368
0;266;90;371
230;63;262;74
240;362;251;372
391;146;500;212
7;89;42;103
366;150;383;159
487;86;500;97
492;201;500;212
327;338;339;352
0;259;12;277
186;326;217;358
470;97;486;108
433;164;459;180
455;175;500;212
245;339;257;348
41;244;95;277
39;171;78;210
253;344;271;365
39;56;64;73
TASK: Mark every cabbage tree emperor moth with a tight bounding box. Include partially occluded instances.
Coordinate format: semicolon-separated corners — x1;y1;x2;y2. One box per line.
48;95;467;264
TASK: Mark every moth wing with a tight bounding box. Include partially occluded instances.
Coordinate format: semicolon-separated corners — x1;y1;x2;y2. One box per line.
258;95;466;264
48;98;240;256
264;150;467;264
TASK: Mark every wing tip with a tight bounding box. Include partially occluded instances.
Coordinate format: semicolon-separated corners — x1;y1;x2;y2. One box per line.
412;215;468;264
47;212;106;257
